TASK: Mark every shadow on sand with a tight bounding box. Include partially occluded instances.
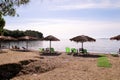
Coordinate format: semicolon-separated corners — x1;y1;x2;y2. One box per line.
73;54;101;58
0;63;22;80
40;52;62;56
0;59;37;79
0;50;8;54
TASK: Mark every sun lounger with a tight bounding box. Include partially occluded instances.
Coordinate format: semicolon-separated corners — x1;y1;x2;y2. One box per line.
22;47;29;51
111;53;119;57
118;48;120;54
11;45;20;51
39;48;44;53
65;47;71;55
50;48;55;53
82;49;88;55
40;47;61;56
71;48;77;53
71;48;78;56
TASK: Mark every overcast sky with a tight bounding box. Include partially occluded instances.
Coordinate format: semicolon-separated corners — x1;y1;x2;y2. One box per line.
4;0;120;39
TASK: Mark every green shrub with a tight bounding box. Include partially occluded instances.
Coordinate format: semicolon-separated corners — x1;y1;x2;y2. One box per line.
97;57;112;68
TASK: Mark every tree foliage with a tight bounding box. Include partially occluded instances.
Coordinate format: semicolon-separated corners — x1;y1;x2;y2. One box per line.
4;29;43;39
0;0;30;16
24;30;43;39
0;0;30;36
0;15;5;35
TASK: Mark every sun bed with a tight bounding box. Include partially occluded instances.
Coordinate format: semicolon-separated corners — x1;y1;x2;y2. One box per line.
39;48;44;53
40;48;61;56
50;48;55;53
11;45;20;51
80;49;88;55
71;48;77;53
71;48;78;56
65;47;71;55
22;47;29;52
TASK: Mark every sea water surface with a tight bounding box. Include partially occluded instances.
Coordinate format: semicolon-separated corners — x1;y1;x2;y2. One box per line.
2;39;120;53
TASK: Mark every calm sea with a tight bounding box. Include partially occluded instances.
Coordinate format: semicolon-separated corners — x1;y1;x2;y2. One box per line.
2;39;120;53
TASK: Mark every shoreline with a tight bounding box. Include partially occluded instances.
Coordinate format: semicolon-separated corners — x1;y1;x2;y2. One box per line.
1;38;119;53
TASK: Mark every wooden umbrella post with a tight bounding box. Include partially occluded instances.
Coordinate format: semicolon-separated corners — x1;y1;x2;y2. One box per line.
70;35;96;54
9;42;10;49
26;40;28;50
44;35;60;54
50;40;51;53
0;41;1;51
81;42;84;53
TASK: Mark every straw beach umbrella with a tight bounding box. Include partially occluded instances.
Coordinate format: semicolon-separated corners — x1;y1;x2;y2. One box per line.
110;35;120;53
44;35;60;53
0;36;8;50
0;36;8;40
110;35;120;40
18;36;37;50
6;36;17;41
70;35;96;51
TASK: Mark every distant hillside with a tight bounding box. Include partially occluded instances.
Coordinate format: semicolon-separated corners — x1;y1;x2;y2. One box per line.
3;29;43;39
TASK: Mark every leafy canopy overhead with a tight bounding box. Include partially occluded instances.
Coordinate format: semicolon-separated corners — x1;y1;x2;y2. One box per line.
0;0;30;16
0;16;5;35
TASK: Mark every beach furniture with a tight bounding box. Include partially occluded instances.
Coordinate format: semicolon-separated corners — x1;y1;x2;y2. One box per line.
118;48;120;54
79;48;83;53
11;45;20;51
70;35;96;51
44;35;60;53
45;48;55;53
71;48;78;55
22;47;29;51
111;53;119;57
50;48;55;53
82;49;88;55
71;48;77;53
39;48;44;53
22;47;26;50
40;47;61;55
65;47;71;54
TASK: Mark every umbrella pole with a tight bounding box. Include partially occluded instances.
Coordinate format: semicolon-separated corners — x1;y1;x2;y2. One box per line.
17;41;19;48
81;42;84;53
0;40;3;52
26;40;28;50
50;40;51;53
9;42;10;49
0;41;1;51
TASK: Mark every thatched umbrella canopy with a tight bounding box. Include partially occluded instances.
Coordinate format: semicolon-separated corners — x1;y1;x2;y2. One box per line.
0;36;17;50
44;35;60;53
18;36;38;50
18;36;37;40
70;35;96;50
110;35;120;41
110;35;120;53
0;36;17;41
0;36;8;40
6;36;17;41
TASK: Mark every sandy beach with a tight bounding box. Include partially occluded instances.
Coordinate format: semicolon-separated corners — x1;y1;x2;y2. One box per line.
1;0;120;80
0;49;119;80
